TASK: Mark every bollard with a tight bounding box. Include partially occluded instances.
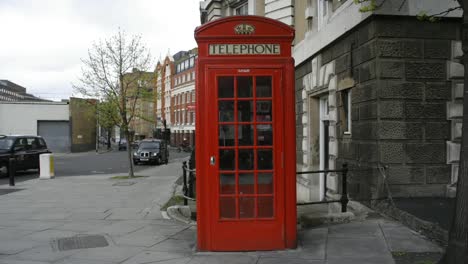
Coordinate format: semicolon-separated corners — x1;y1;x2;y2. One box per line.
39;153;55;179
341;163;349;213
8;157;15;186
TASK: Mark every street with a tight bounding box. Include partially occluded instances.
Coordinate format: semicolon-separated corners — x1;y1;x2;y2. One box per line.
0;148;191;185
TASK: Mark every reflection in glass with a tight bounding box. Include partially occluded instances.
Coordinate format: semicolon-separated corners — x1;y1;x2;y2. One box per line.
237;76;253;98
258;197;274;218
218;101;234;122
239;173;254;194
238;149;254;170
238;125;253;146
258;173;273;194
256;101;272;122
257;149;273;170
219;125;235;146
238;101;253;122
219;149;235;170
239;197;255;218
257;124;273;146
256;76;272;98
220;197;236;219
218;76;234;98
220;174;236;194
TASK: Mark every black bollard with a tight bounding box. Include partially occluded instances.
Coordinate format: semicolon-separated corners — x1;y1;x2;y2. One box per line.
8;157;15;186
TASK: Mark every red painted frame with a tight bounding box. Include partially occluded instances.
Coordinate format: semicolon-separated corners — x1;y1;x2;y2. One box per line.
195;16;296;251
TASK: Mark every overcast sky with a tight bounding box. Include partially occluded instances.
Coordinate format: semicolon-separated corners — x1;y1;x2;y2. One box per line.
0;0;201;101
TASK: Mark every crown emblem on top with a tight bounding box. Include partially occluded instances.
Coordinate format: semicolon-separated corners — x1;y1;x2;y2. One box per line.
234;24;255;35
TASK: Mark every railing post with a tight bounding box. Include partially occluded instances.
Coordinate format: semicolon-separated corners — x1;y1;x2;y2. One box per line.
341;162;349;213
8;157;15;186
182;161;188;205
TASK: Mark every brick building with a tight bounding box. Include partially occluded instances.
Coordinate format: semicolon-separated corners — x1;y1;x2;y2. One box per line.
199;0;463;202
171;49;197;147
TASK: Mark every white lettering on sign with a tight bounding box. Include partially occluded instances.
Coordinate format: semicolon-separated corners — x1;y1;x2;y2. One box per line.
238;69;250;73
209;44;280;55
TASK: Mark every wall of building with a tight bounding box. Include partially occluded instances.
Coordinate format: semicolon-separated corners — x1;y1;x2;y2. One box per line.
69;98;97;152
306;16;460;200
0;102;69;135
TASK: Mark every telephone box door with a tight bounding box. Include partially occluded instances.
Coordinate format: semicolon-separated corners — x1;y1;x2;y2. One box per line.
207;68;285;251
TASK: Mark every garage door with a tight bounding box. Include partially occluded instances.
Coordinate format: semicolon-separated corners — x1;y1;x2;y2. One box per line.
37;121;70;153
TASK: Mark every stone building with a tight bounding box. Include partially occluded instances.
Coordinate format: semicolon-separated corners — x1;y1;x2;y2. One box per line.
155;55;174;133
122;69;157;140
0;80;48;102
199;0;463;202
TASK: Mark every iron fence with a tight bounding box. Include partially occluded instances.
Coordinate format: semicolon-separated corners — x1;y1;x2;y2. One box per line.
180;161;350;212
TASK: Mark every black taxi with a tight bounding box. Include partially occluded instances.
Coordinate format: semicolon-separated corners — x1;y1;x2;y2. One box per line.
0;135;51;175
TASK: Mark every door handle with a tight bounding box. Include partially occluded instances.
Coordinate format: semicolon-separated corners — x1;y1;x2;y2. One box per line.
210;156;216;166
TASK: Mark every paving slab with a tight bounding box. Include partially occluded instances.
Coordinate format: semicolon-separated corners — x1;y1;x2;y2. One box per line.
326;237;392;259
257;257;325;264
121;251;191;264
188;254;259;264
381;226;442;252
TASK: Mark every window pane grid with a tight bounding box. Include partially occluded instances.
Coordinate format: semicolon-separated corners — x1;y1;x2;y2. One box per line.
217;75;275;220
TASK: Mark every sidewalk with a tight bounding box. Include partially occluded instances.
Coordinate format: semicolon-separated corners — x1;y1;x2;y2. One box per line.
0;162;443;264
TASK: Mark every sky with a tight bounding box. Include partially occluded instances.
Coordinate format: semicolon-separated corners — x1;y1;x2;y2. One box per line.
0;0;201;101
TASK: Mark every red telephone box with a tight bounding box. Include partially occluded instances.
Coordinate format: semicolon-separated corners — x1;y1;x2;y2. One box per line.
195;16;296;251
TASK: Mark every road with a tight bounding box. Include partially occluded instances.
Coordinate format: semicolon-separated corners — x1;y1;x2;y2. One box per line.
0;148;191;184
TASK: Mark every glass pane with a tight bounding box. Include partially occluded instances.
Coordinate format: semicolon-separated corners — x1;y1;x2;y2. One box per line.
219;149;235;170
239;173;254;194
256;76;272;97
220;174;236;194
238;101;253;122
238;149;254;170
258;196;274;218
237;76;253;98
219;101;234;122
220;197;236;219
257;124;273;146
219;125;235;146
238;125;253;146
258;173;273;194
218;76;234;98
239;197;255;218
257;149;273;170
256;101;272;122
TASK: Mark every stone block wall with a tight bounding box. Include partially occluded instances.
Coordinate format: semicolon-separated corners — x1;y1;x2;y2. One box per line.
296;15;461;201
336;17;460;199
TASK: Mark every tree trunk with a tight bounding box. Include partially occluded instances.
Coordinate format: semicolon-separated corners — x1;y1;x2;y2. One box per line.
439;5;468;263
125;128;135;178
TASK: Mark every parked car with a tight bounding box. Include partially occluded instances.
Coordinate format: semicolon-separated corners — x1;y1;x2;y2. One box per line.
0;135;51;175
133;139;169;165
118;138;127;151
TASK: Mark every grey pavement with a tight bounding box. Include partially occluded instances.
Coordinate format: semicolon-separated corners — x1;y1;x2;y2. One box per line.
0;161;443;264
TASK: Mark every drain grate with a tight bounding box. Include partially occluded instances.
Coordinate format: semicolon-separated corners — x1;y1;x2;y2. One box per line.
53;235;109;251
112;181;136;186
0;189;23;196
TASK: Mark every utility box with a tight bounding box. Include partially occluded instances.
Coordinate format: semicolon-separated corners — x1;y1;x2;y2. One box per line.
194;16;296;251
39;153;55;179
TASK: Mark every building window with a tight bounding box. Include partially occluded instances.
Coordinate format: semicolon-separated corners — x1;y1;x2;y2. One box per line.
342;89;351;134
317;0;328;29
235;3;248;15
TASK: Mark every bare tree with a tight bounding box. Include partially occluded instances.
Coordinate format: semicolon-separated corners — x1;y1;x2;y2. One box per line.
74;29;153;178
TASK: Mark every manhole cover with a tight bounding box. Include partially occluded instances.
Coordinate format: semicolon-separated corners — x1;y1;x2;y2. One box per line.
53;235;109;251
112;181;136;186
0;189;23;196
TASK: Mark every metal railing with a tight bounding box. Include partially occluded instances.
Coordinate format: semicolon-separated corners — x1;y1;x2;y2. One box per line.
296;163;349;213
181;161;196;205
180;161;350;212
